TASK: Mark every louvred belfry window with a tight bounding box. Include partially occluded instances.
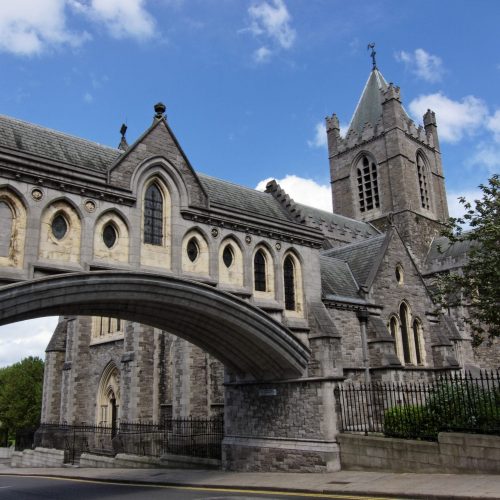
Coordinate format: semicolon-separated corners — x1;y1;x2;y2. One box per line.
417;155;430;210
144;183;163;245
357;155;380;213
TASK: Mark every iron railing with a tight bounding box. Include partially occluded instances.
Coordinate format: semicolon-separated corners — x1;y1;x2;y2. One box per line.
336;370;500;441
36;416;224;464
14;428;37;451
0;428;9;447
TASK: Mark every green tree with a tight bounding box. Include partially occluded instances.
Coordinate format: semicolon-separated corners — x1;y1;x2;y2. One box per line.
435;174;500;345
0;356;44;434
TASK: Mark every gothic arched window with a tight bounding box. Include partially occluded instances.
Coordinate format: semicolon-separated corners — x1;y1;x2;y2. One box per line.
0;201;12;257
283;255;296;311
254;250;267;292
417;154;430;210
412;318;423;365
144;183;163;245
399;303;412;365
356;155;380;213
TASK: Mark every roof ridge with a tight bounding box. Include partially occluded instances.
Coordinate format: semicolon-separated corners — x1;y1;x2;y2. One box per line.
198;172;273;195
0;113;121;153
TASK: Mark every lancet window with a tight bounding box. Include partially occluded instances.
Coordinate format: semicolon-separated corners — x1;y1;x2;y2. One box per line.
144;183;163;245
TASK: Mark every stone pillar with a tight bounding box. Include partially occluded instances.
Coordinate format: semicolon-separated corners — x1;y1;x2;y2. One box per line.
41;351;65;423
222;373;342;472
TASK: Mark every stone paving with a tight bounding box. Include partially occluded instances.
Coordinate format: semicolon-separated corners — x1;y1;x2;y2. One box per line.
1;465;499;499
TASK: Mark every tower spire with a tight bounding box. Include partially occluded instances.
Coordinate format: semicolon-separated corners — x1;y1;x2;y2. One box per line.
367;42;377;70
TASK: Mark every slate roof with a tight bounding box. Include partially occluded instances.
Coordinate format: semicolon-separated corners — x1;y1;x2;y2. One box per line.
322;233;387;287
347;68;410;136
296;203;379;237
0;114;122;171
426;235;474;265
198;173;296;223
348;69;388;136
0;112;381;236
320;255;359;299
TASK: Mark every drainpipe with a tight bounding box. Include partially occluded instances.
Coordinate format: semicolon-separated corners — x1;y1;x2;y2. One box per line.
357;309;371;386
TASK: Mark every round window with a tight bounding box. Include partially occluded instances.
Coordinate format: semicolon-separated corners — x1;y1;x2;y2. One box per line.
103;223;117;249
187;238;199;262
222;245;234;268
51;214;68;240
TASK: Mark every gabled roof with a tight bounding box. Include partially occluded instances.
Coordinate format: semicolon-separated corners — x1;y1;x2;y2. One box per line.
426;235;474;266
296;203;379;238
320;255;360;299
0;114;122;171
199;173;296;223
347;69;389;136
322;233;387;287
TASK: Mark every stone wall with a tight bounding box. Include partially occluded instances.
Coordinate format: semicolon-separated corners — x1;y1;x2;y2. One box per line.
10;447;64;468
222;379;340;472
339;432;500;474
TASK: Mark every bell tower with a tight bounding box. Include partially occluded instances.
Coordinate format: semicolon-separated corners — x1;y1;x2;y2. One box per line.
327;53;449;261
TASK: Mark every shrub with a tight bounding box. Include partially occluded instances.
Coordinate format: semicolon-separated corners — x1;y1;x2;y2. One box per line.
383;404;437;440
426;381;500;434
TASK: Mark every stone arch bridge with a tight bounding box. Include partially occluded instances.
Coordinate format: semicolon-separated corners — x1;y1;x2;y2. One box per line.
0;271;309;381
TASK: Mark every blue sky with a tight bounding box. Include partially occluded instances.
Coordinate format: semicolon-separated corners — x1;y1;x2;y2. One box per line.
0;0;499;366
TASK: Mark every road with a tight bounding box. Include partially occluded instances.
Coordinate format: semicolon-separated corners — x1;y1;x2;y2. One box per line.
0;475;405;500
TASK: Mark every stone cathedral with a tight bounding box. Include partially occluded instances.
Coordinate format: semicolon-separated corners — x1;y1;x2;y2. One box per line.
0;62;497;471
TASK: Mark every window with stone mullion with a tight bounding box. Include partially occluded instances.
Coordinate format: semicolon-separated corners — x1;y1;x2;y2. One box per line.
144;184;163;245
357;156;379;213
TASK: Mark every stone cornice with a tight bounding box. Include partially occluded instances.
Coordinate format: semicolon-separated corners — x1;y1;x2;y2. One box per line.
181;209;325;248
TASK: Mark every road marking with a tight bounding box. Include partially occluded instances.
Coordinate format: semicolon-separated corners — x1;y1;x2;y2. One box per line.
0;475;405;500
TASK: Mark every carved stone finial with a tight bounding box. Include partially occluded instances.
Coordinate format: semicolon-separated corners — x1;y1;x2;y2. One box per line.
118;123;128;151
423;109;437;127
154;102;166;119
326;113;340;132
367;42;377;70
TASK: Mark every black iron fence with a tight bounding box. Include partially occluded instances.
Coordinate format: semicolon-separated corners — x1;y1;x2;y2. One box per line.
36;416;224;464
14;428;37;451
336;370;500;441
0;428;9;447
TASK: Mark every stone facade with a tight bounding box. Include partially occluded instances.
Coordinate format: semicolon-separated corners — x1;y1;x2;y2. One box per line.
0;64;496;472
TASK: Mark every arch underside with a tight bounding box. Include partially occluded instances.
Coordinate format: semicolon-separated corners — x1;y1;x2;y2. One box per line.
0;271;310;381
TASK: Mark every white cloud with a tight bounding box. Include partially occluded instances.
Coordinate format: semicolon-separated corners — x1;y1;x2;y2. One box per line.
308;122;327;148
409;92;488;143
245;0;295;62
0;1;89;56
253;46;272;63
83;92;93;103
256;175;332;212
0;317;58;367
486;109;500;142
468;143;500;174
395;48;444;83
307;120;349;148
71;0;156;40
447;189;483;223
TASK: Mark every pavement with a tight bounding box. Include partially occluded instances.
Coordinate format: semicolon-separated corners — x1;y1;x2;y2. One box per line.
1;465;500;499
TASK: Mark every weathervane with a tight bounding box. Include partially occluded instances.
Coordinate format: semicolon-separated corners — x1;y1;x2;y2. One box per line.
367;42;377;70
